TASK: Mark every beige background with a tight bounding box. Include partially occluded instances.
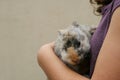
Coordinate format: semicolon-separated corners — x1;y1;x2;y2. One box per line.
0;0;100;80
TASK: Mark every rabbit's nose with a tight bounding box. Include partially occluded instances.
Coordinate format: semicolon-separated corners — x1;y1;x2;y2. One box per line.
67;47;80;65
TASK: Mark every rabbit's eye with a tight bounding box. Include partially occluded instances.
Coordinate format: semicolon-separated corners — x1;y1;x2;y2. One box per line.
66;40;72;47
63;40;72;51
73;39;81;48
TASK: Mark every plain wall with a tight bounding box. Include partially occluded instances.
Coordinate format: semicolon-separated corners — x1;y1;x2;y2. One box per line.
0;0;100;80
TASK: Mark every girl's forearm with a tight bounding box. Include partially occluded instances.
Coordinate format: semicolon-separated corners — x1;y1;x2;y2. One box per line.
37;43;89;80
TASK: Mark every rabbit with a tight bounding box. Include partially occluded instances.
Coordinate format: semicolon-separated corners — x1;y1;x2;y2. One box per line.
54;22;96;75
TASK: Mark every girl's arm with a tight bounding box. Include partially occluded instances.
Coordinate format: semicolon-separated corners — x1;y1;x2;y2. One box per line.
37;42;89;80
37;7;120;80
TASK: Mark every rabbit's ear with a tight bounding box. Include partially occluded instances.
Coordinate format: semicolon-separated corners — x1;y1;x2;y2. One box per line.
58;30;65;35
89;26;96;35
72;21;79;27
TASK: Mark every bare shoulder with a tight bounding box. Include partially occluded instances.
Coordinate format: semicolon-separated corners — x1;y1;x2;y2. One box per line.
91;7;120;80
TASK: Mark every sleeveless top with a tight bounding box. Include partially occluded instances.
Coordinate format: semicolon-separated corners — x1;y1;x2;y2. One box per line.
90;0;120;78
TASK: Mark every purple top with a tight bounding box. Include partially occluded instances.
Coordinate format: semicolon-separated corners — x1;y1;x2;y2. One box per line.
90;0;120;77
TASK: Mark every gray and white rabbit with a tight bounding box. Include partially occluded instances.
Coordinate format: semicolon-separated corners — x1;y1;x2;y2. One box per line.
54;22;96;75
